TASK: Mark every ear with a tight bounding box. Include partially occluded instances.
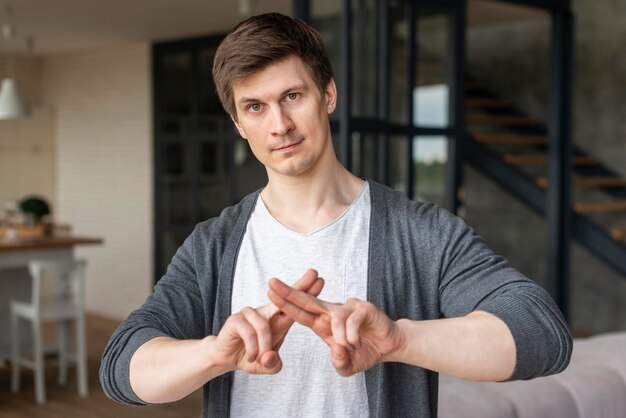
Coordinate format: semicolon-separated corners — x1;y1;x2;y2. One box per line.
231;114;247;139
324;78;337;114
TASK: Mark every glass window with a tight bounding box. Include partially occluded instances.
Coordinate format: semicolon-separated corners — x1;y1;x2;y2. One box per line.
351;0;378;118
160;228;194;278
413;136;448;206
389;3;410;124
161;182;192;227
163;142;184;176
351;132;379;179
159;52;193;134
159;140;192;227
311;1;342;122
234;140;268;200
390;137;410;193
415;9;450;128
197;45;233;134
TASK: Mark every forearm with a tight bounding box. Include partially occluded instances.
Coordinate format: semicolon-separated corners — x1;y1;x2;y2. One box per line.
129;335;228;404
389;311;516;381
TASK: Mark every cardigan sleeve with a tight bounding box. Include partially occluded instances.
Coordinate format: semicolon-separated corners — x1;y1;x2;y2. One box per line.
99;224;208;405
434;206;572;381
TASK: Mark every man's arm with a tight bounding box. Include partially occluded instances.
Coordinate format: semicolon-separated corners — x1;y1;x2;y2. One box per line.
125;270;324;404
432;206;572;380
128;336;226;404
268;279;515;381
392;311;515;381
100;227;208;406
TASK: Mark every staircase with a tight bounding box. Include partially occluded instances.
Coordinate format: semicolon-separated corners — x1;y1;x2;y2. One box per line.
463;80;626;276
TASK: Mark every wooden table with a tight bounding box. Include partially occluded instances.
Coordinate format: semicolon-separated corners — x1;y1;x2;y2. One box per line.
0;236;103;360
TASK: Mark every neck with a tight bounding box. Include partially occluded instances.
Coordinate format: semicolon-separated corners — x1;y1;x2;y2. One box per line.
261;157;365;234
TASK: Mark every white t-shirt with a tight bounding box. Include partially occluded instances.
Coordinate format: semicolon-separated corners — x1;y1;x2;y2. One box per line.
230;183;371;418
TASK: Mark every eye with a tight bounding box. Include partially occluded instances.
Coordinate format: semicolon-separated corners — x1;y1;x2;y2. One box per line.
286;92;299;101
248;103;261;112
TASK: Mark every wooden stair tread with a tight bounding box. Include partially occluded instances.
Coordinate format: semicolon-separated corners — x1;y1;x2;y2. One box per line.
467;113;539;126
466;97;510;108
537;176;626;188
574;200;626;214
472;133;547;145
609;226;626;240
504;154;599;166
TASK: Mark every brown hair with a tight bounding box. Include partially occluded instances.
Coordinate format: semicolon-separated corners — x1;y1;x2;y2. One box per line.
212;12;333;119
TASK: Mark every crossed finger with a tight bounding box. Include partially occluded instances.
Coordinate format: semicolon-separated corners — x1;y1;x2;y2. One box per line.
267;274;325;349
262;269;324;326
269;282;373;352
268;278;334;328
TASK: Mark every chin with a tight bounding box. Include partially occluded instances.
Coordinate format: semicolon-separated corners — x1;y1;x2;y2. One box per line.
273;160;315;177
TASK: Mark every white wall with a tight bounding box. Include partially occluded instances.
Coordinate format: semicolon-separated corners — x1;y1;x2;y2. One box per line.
0;108;56;214
0;56;57;215
42;43;153;320
0;54;43;106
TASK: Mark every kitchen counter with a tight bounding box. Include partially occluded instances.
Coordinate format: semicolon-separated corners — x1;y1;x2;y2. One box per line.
0;236;103;253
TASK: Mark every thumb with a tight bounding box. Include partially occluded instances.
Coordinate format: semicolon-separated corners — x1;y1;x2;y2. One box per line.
330;344;352;376
259;350;283;374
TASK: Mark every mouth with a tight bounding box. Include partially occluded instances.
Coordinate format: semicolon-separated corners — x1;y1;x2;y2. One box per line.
274;138;304;152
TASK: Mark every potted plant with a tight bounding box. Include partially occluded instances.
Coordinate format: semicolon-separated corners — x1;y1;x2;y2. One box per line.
19;196;51;226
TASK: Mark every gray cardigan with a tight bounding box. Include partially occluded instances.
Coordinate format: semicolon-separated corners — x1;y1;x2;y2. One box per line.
100;181;572;417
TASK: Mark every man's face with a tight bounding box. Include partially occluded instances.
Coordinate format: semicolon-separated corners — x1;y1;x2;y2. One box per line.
231;55;337;179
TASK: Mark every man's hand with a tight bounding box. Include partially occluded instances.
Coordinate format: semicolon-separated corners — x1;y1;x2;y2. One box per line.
209;269;324;375
267;278;405;377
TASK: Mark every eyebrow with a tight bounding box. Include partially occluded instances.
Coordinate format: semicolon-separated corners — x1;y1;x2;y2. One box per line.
237;83;308;106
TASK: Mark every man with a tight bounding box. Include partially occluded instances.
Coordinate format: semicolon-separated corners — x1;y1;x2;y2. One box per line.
100;12;572;417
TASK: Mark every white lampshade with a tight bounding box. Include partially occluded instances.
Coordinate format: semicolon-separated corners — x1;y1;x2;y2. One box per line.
0;78;30;119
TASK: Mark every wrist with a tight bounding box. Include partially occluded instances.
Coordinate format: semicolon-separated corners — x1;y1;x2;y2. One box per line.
383;319;413;363
203;335;235;377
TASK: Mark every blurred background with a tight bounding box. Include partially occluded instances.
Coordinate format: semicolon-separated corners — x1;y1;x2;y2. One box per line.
0;0;624;414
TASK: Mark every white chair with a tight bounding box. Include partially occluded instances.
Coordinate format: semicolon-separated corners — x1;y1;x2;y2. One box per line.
10;259;89;404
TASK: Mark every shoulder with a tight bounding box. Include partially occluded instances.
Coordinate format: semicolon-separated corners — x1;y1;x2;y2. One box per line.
368;180;459;233
191;190;260;245
172;190;260;270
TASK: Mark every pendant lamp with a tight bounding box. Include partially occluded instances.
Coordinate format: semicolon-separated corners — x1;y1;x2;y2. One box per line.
0;6;29;120
0;77;29;119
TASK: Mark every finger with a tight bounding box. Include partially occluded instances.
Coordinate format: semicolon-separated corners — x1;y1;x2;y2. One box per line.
330;343;353;377
264;272;322;319
292;269;319;291
269;278;323;334
259;350;282;374
230;316;259;362
345;306;368;348
268;288;319;328
269;278;332;316
271;333;287;351
309;277;325;297
241;307;272;358
331;308;353;352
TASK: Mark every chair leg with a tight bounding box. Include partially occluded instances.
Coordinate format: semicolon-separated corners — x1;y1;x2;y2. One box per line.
57;320;70;385
10;310;20;393
76;314;89;397
32;319;46;405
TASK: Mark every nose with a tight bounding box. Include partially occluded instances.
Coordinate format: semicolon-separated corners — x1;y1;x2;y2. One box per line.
270;106;294;136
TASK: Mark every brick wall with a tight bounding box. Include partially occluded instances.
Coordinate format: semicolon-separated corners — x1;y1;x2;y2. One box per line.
0;55;57;212
0;54;43;107
42;43;153;320
0;108;56;213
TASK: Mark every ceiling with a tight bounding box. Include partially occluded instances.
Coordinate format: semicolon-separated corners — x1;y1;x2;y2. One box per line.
0;0;291;56
0;0;544;57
